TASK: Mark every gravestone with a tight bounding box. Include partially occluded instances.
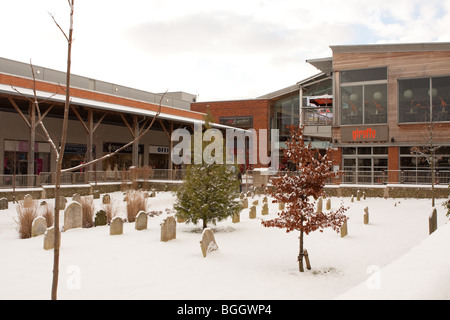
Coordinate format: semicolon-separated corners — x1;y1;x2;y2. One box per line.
135;211;148;231
242;198;248;209
160;216;176;242
0;197;8;210
316;197;323;213
23;194;34;208
429;208;437;235
240;192;245;200
93;190;100;199
110;217;124;235
364;207;369;225
261;203;269;216
176;214;186;223
356;190;361;201
249;206;257;219
246;191;252;197
102;194;111;205
326;198;331;211
59;196;67;210
43;227;60;250
31;216;47;237
278;202;285;211
64;202;82;231
263;196;268;204
252;200;258;206
200;228;219;258
72;193;81;203
94;210;108;227
363;191;366;200
232;212;240;223
351;195;354;203
340;221;348;238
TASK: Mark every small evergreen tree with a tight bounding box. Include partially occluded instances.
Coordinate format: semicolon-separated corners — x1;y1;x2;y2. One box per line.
262;125;348;272
174;112;241;229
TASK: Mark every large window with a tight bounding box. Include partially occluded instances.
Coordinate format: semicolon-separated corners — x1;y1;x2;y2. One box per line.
340;67;388;125
399;76;450;123
275;95;299;141
342;147;388;184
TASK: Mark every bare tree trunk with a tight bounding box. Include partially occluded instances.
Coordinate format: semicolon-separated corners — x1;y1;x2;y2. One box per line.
299;229;304;272
52;0;74;300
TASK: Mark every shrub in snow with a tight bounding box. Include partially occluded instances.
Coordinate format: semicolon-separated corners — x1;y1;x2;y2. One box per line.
15;200;38;239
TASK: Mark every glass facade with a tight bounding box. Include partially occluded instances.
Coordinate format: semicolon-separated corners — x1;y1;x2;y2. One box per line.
275;95;299;141
342;147;388;184
340;67;388;125
399;76;450;123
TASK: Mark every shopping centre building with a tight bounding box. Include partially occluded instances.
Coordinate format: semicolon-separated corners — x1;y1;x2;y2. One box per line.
1;42;449;188
192;42;450;185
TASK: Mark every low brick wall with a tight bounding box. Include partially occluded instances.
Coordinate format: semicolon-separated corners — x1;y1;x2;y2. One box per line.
324;185;449;199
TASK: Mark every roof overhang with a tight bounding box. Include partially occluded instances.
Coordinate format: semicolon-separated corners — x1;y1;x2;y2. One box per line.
306;57;333;75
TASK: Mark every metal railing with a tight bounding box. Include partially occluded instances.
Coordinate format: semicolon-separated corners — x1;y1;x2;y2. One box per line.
0;169;448;189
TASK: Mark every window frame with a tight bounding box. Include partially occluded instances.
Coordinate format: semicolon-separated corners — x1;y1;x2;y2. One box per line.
397;75;450;124
340;67;389;126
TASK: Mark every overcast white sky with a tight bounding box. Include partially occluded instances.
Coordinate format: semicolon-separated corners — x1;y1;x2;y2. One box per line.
2;0;450;102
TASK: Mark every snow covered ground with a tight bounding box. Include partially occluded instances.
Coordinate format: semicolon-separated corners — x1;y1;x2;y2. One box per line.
0;191;448;300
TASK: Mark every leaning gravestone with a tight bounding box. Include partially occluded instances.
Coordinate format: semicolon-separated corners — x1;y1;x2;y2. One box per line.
316;197;323;213
135;211;148;231
94;210;108;227
72;193;81;203
23;194;34;208
242;198;248;209
340;221;348;238
64;202;82;231
261;203;269;216
110;217;124;235
429;208;437;235
31;216;48;237
326;198;331;211
249;206;257;219
200;228;219;257
364;207;369;225
160;216;176;242
43;227;60;250
102;194;111;205
0;197;8;210
59;196;67;210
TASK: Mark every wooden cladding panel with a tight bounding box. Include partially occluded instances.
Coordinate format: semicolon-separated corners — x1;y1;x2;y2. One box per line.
333;51;450;145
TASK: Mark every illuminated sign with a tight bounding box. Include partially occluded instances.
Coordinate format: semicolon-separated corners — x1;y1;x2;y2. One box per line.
341;126;389;143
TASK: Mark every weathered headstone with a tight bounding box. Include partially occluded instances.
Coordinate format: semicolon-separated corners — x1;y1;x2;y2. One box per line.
246;191;252;197
160;216;176;242
240;192;245;200
242;198;248;209
135;211;148;231
64;201;82;231
263;196;268;204
356;190;361;201
363;191;366;200
278;202;285;211
23;194;34;208
93;190;100;199
102;194;111;205
232;212;240;223
351;195;354;203
364;207;369;225
261;203;269;216
176;214;186;223
110;217;124;235
249;206;257;219
326;198;331;211
199;228;219;257
0;197;8;210
316;197;323;213
94;210;108;227
340;221;348;238
59;196;67;210
429;208;437;235
43;227;60;250
31;216;47;237
72;193;81;203
252;200;258;206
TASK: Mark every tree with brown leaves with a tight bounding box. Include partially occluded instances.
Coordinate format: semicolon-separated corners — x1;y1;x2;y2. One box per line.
261;125;348;272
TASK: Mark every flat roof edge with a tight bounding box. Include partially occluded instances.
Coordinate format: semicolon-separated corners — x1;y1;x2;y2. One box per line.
330;42;450;53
